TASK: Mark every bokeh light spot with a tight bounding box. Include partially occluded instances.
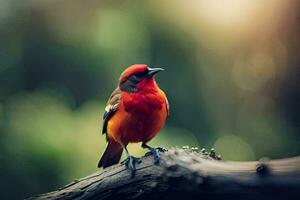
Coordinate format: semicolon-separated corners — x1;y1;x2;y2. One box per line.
214;134;255;161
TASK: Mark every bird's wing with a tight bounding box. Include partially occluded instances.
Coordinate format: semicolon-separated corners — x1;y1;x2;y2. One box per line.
102;87;121;135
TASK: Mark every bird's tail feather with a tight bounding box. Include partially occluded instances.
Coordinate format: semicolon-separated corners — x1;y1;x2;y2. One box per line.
98;141;123;168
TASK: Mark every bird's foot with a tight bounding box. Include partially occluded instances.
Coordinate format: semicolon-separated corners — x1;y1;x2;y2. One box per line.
121;156;141;177
145;147;168;164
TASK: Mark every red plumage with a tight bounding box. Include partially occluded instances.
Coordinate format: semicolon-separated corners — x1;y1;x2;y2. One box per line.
98;64;169;168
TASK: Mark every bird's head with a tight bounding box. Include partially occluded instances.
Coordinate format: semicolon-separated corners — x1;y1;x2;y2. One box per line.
119;64;164;93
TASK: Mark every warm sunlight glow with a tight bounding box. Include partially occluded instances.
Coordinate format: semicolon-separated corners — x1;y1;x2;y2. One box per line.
198;0;260;27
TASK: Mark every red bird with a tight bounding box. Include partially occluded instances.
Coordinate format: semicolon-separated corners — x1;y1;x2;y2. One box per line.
98;64;169;175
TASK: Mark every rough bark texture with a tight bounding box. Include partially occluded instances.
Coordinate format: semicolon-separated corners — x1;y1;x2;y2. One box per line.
28;148;300;200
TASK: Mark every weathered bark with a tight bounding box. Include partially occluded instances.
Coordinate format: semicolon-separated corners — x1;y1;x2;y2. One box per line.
28;148;300;200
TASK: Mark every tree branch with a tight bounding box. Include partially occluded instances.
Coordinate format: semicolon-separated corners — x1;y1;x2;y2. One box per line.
28;148;300;200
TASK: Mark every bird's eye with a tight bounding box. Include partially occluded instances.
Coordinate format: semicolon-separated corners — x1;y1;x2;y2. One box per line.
128;73;141;84
134;73;144;78
129;71;148;83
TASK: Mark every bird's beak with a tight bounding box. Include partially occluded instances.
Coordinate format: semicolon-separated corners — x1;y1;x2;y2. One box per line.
147;67;164;78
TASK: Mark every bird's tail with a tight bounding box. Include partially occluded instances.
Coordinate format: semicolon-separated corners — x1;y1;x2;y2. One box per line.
98;140;123;168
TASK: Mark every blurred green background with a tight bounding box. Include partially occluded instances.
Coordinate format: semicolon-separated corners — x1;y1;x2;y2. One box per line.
1;0;300;199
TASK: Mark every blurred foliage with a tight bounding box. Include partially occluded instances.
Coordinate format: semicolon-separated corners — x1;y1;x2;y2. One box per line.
0;0;300;199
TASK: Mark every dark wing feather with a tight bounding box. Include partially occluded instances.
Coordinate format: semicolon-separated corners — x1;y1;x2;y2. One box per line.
102;88;121;135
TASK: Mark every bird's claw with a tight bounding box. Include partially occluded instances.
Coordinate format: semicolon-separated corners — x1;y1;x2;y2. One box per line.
121;156;141;177
152;149;161;164
156;147;168;152
145;147;167;164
